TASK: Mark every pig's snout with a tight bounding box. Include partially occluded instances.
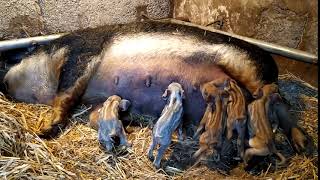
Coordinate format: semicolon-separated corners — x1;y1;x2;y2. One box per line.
98;130;123;152
110;135;121;147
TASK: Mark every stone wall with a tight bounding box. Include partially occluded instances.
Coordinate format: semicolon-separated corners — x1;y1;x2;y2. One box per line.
174;0;318;86
0;0;172;40
174;0;318;55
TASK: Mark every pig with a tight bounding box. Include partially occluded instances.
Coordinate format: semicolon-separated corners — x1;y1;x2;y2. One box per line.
244;83;286;165
193;78;229;163
1;20;309;153
89;95;131;152
225;79;247;158
268;94;310;154
147;82;184;169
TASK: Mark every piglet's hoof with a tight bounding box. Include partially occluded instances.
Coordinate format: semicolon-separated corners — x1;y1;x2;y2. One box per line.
213;154;221;162
291;127;309;153
153;161;161;169
126;141;133;147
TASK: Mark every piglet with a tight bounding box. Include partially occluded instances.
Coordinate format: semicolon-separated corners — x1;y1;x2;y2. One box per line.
89;95;131;152
147;82;185;169
244;83;286;165
193;78;229;163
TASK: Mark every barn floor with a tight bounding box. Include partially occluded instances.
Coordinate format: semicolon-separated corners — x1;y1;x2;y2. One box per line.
0;73;318;179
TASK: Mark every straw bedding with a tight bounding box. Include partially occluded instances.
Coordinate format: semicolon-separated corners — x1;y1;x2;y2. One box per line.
0;73;318;179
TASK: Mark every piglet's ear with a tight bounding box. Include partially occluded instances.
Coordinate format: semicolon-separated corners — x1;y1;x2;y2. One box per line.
253;88;263;99
119;99;131;111
223;79;231;91
162;89;169;100
181;90;186;99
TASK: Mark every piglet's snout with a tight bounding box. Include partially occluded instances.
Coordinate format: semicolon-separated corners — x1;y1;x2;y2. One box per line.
110;135;121;147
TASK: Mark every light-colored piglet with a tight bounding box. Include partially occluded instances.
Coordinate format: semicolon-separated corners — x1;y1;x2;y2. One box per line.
147;82;185;169
89;95;131;152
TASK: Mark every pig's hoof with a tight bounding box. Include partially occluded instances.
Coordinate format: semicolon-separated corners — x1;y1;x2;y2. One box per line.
126;141;133;147
153;161;161;169
291;127;310;153
148;154;154;161
213;154;220;162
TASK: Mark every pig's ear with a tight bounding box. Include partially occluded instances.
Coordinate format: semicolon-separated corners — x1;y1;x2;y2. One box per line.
223;79;231;91
119;99;131;111
162;89;170;100
181;90;186;99
253;88;263;99
51;47;68;79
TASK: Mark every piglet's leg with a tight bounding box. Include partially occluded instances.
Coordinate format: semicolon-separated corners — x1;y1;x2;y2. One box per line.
147;137;157;160
236;120;246;158
244;147;269;165
119;126;132;147
193;105;212;139
178;123;184;141
153;142;170;169
273;101;309;153
193;126;204;140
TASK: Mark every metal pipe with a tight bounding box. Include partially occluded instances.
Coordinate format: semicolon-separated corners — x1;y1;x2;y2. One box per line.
0;33;68;52
158;19;318;64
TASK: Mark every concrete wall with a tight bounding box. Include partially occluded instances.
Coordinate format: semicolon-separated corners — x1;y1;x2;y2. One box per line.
0;0;172;40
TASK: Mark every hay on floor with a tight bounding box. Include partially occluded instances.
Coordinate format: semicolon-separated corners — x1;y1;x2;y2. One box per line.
0;73;318;179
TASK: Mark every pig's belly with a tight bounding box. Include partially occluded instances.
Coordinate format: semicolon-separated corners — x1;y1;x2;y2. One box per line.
82;57;229;125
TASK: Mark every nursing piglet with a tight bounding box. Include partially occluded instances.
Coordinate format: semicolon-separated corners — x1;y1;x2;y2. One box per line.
245;83;286;165
193;78;229;163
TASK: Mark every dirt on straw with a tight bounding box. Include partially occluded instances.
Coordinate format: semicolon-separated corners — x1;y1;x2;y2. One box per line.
0;73;318;179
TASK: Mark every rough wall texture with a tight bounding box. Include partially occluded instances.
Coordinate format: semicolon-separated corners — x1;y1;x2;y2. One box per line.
0;0;172;40
174;0;318;87
174;0;318;55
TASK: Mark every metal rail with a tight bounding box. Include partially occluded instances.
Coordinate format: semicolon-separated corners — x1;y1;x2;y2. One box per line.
159;19;318;64
0;33;68;52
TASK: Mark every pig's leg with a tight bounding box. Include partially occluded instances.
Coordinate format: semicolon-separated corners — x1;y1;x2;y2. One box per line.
119;126;132;147
193;126;204;140
273;101;309;153
193;145;208;166
243;147;269;165
147;136;157;160
236;119;246;158
193;105;212;139
178;122;184;141
274;151;286;165
153;140;170;169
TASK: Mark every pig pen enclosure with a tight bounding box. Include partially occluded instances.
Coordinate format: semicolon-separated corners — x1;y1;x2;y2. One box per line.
0;0;318;179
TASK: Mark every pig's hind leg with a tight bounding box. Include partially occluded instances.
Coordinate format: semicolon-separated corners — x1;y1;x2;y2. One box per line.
235;119;246;158
243;147;269;165
147;136;157;160
153;139;170;169
119;126;132;147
